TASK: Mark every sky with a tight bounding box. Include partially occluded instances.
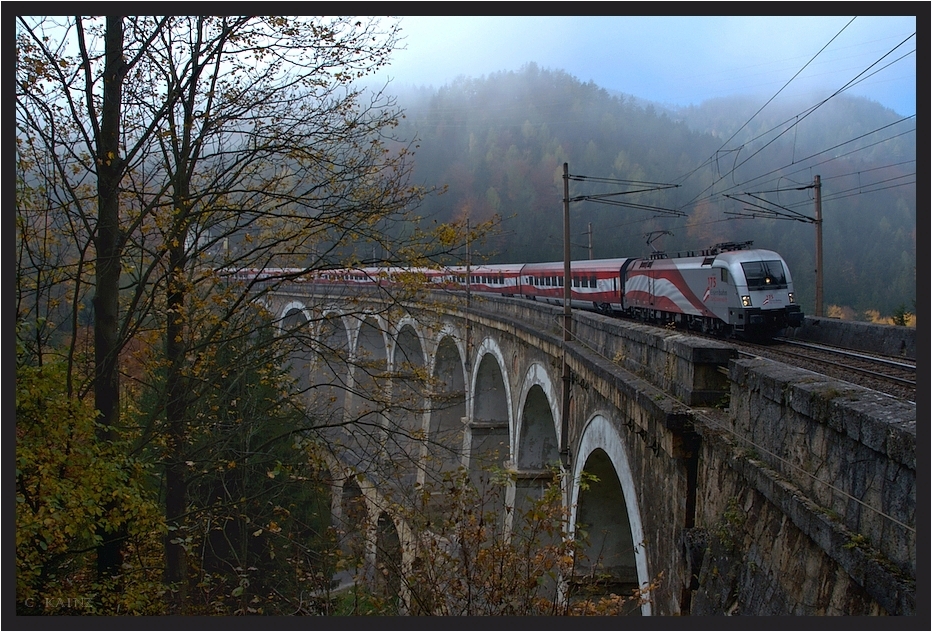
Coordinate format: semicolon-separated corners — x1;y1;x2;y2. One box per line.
371;15;918;116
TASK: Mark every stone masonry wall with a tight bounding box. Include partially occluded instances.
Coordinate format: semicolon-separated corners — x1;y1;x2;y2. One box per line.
688;357;916;615
783;317;916;360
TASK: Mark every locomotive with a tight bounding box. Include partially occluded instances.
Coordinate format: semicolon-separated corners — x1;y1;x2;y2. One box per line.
440;241;803;339
232;241;804;340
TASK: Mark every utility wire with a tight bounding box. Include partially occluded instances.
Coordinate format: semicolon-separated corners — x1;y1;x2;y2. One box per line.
675;23;915;212
722;38;916;180
673;17;858;193
683;115;915;212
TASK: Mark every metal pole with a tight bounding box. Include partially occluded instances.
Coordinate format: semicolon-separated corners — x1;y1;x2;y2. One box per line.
465;217;472;371
588;222;593;260
560;163;571;469
814;175;823;317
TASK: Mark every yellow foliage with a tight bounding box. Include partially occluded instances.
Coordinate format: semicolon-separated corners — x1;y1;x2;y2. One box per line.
826;304;857;320
16;353;165;614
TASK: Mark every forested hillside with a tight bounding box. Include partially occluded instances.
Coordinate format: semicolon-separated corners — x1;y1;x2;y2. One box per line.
392;64;916;320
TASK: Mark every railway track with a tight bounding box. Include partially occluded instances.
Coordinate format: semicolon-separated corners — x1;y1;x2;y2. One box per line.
733;337;916;403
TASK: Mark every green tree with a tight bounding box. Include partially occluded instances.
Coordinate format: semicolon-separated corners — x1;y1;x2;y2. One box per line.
15;340;164;615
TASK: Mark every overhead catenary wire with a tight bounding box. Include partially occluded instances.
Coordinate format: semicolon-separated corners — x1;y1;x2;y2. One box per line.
673;20;915;213
671;17;859;193
681;115;915;214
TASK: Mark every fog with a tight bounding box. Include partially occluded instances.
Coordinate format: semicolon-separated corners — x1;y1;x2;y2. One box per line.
370;15;916;116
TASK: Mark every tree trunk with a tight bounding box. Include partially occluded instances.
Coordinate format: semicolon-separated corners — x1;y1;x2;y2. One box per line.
93;14;127;582
163;239;189;611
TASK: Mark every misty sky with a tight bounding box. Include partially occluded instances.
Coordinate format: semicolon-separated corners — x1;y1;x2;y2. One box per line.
371;15;917;116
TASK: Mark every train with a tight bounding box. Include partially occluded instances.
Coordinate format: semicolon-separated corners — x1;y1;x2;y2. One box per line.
228;240;804;340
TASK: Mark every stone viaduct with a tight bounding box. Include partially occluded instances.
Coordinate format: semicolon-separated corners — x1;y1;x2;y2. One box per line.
262;283;916;617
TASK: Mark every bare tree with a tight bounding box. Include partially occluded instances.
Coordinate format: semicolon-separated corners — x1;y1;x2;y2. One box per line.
16;15;464;612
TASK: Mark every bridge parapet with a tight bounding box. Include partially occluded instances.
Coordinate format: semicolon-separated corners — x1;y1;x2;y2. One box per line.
433;290;737;407
573;315;736;407
784;316;916;360
691;357;916;615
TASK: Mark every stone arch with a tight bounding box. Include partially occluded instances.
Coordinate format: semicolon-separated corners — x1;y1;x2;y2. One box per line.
339;477;371;582
447;340;513;524
470;338;512;425
345;313;389;469
387;319;428;487
374;511;403;611
310;309;352;429
514;362;561;469
467;338;512;486
277;300;313;329
278;302;314;401
424;331;467;486
509;362;562;531
570;413;651;616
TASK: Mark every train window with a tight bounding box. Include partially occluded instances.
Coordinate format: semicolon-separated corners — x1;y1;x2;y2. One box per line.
742;260;787;289
590;275;597;288
720;269;729;284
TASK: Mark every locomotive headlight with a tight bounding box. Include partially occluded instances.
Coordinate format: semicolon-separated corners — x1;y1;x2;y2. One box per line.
741;295;752;307
788;292;795;304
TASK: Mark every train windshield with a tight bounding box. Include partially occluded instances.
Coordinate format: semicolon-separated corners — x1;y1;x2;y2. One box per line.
741;260;787;290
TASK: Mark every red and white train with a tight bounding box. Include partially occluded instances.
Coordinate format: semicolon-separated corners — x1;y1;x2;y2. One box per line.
229;241;804;339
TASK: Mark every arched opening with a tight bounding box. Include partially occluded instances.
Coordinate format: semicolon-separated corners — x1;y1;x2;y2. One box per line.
469;352;510;476
374;512;402;613
281;307;312;401
310;313;350;430
512;380;560;530
339;478;370;586
348;316;388;469
426;335;466;483
388;324;427;487
573;447;644;616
